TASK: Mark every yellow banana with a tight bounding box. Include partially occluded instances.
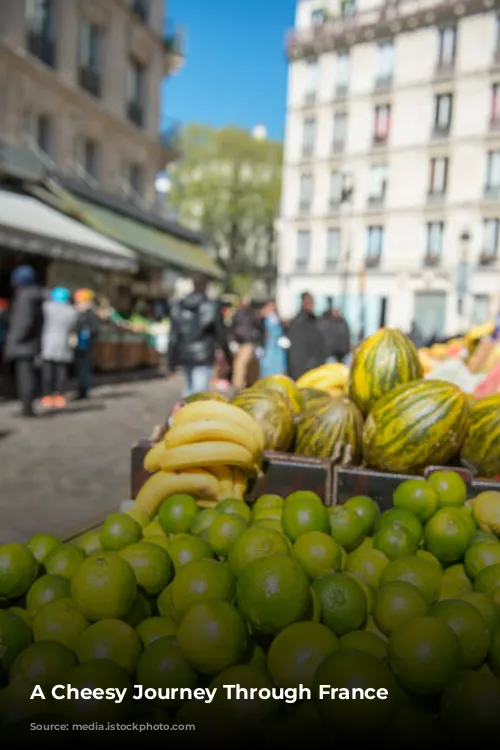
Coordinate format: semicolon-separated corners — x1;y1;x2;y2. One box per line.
144;441;169;473
209;465;235;501
159;441;260;475
165;418;261;459
197;498;218;509
134;469;219;516
170;400;265;454
231;468;247;501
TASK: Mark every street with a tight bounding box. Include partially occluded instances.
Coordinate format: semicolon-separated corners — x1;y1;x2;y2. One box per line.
0;375;182;543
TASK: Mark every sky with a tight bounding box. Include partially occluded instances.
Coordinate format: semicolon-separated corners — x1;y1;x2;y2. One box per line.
161;0;297;143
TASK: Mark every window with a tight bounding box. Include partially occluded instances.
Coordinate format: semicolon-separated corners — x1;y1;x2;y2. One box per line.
333;113;347;151
376;42;394;87
486;151;500;193
127;60;146;126
311;8;326;25
326;229;341;268
336;52;350;95
24;112;53;160
330;170;343;207
366;226;384;265
132;0;149;22
76;138;100;183
495;16;500;61
26;0;55;66
373;105;391;143
437;27;456;69
433;93;452;134
302;118;316;156
304;58;318;102
482;219;500;260
425;222;444;265
78;21;101;97
491;84;500;127
299;173;314;213
429;157;448;195
368;165;388;205
128;164;143;197
297;230;310;269
472;294;490;324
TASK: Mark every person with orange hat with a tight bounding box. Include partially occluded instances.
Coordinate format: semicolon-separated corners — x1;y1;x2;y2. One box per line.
74;289;100;399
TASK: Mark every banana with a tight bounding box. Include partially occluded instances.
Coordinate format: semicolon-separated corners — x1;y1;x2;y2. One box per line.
159;441;260;476
134;469;219;516
144;441;169;473
197;498;218;509
231;468;247;501
165;418;261;459
209;465;235;501
170;400;265;454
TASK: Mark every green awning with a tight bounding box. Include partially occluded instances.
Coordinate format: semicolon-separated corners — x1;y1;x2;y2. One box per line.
29;182;224;280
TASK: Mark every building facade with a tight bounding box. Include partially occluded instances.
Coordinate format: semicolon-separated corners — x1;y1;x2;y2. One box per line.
0;0;182;207
278;0;500;339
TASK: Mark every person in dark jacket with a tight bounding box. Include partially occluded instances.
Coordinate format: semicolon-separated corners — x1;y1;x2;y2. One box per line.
287;292;325;380
408;320;424;349
230;299;264;390
168;274;231;397
4;264;43;417
318;307;351;363
74;289;100;399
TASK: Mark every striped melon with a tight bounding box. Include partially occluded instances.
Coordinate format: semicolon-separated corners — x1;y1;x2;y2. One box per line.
183;391;228;404
349;328;423;415
460;394;500;477
232;387;295;452
252;374;303;414
295;396;364;465
363;379;470;474
299;388;335;410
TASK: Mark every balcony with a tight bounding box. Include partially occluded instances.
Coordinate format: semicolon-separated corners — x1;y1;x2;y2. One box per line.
332;140;345;154
335;83;348;100
489;117;500;133
365;255;380;268
432;123;450;139
164;22;184;74
427;191;446;205
27;31;55;68
374;74;393;91
372;133;389;148
423;252;441;267
329;198;342;212
296;258;309;271
494;48;500;67
298;201;311;215
132;0;149;22
304;91;316;105
127;101;144;128
325;258;340;270
479;251;498;266
302;144;314;159
79;67;101;98
484;185;500;200
434;60;455;79
368;195;385;209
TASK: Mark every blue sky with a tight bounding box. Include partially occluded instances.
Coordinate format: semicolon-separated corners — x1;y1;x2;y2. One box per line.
161;0;296;142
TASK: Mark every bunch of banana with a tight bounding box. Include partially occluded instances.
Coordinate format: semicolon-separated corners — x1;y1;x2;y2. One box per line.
296;362;349;393
134;400;265;516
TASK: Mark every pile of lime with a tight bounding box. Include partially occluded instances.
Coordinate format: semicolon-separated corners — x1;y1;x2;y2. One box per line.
0;472;500;742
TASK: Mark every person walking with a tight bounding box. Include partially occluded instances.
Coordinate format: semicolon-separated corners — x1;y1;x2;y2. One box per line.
40;287;78;409
230;298;263;390
4;265;44;417
318;306;351;363
259;299;289;378
287;292;325;380
408;320;424;349
74;289;100;400
168;274;231;397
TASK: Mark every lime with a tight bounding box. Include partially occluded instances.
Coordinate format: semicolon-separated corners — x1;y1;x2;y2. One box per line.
460;591;500;635
364;614;388;641
146;535;170;553
0;610;32;670
312;573;367;636
424;508;472;564
339;630;388;660
474;563;500;596
267;621;339;689
374;582;429;636
0;680;58;725
345;572;373;614
100;513;142;551
177;601;248;675
33;597;89;650
440;669;500;743
465;541;500;580
119;542;172;595
136;637;198;706
75;618;142;674
72;529;102;556
388;616;462;696
427;470;467;508
167;534;213;573
469;530;499;546
439;582;470;601
346;545;389;589
122;590;152;627
71;552;137;621
236;555;310;634
254;508;283;523
416;549;442;570
0;543;38;599
256;518;283;534
216;499;251;522
60;660;132;723
490;627;500;677
228;525;289;578
441;563;472;593
375;508;423;544
208;513;248;557
307;584;322;622
252;494;284;520
459;504;477;536
10;641;76;688
136;616;177;647
158;494;199;534
293;531;342;579
344;495;380;535
170;558;236;622
26;534;60;563
247;641;267;671
209;665;279;727
373;522;418;561
189;508;219;540
393;479;438;521
313;649;397;737
8;606;31;628
430;599;490;668
329;505;367;551
123;508;150;528
26;574;71;615
157;583;174;619
43;544;84;580
471;490;500;536
282;491;329;541
380;555;442;604
142;519;168;539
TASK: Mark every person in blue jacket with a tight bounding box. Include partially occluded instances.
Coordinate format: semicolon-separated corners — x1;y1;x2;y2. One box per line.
258;299;289;378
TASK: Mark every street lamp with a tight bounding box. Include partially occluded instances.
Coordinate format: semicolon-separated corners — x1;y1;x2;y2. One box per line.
339;170;354;316
455;228;472;329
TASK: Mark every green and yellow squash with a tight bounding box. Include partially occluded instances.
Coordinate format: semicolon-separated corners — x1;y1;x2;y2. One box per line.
363;379;470;474
251;374;303;415
460;394;500;477
295;395;364;465
232;387;295;452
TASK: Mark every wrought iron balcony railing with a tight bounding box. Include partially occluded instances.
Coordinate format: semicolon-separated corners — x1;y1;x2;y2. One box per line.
79;67;101;98
127;102;144;128
27;32;55;68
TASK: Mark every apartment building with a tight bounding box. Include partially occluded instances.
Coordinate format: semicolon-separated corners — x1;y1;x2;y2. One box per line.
0;0;183;206
278;0;500;339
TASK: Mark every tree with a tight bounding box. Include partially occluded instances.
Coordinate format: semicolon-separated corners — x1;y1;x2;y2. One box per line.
168;124;283;294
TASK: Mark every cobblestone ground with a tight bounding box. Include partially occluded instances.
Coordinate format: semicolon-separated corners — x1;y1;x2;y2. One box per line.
0;375;183;543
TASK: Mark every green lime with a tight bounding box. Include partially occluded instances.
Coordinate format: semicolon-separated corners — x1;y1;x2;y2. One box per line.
460;591;500;635
0;610;32;670
177;601;248;675
439;582;469;601
346;545;389;589
469;530;499;546
345;572;373;614
441;563;472;592
43;544;84;580
60;660;132;724
123;508;151;528
157;583;174;619
255;518;283;534
474;563;500;595
100;513;142;551
75;618;142;674
0;543;38;599
416;549;442;570
71;552;137;621
146;535;170;553
282;491;329;541
374;582;429;636
26;534;60;563
208;513;248;557
10;641;76;688
158;494;199;534
430;599;490;668
72;529;102;556
26;574;71;615
339;630;388;661
379;555;442;604
344;496;380;535
119;542;172;595
424;508;472;564
464;541;500;580
375;508;423;544
373;522;418;560
440;669;500;743
136;616;177;647
123;590;152;627
329;505;367;551
216;499;251;522
293;531;342;579
252;494;284;520
312;573;367;636
364;615;388;641
267;621;339;689
228;525;289;578
490;627;500;678
8;606;31;628
393;479;438;521
136;637;198;706
33;597;89;650
427;470;467;507
167;535;213;572
142;519;168;540
459;504;477;535
170;559;236;622
189;508;218;540
209;665;279;726
236;555;310;635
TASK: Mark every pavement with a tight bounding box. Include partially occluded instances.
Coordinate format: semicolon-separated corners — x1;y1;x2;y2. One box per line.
0;375;183;544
